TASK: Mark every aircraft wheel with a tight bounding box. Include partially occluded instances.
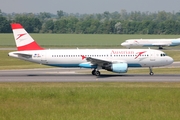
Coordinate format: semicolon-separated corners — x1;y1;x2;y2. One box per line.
92;69;96;75
159;46;163;49
95;71;101;76
149;72;154;76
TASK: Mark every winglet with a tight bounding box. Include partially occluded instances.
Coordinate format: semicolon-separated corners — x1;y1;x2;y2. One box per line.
11;23;44;51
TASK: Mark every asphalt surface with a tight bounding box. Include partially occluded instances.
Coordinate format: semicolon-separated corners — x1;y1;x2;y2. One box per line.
0;67;179;82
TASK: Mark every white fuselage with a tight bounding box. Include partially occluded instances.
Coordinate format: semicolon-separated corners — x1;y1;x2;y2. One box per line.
8;49;173;68
121;39;180;48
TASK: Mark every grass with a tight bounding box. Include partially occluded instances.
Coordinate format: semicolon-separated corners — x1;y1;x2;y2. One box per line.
0;82;180;120
1;33;180;48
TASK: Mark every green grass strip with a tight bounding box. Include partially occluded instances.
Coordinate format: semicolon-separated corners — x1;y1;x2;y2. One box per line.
0;82;180;120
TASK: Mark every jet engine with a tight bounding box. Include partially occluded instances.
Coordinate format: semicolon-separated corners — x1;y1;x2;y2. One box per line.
102;62;128;73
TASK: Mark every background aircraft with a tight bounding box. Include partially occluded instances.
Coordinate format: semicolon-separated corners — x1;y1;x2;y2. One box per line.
8;23;173;76
121;39;180;49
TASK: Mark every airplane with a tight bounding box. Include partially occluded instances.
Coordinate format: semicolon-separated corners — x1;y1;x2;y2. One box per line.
121;38;180;49
8;23;174;76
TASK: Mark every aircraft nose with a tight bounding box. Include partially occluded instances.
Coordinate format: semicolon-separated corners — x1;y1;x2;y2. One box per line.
121;42;126;46
166;56;174;65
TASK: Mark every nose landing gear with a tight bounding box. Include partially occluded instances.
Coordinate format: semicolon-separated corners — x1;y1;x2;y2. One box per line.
149;67;154;76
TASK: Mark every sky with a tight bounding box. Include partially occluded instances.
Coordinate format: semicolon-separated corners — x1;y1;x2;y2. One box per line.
0;0;179;14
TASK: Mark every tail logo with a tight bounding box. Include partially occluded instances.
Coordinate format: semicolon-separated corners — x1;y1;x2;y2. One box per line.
16;33;26;40
11;23;44;51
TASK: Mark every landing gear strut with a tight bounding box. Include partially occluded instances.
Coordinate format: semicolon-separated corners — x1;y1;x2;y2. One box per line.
158;46;163;49
149;67;154;76
92;69;101;76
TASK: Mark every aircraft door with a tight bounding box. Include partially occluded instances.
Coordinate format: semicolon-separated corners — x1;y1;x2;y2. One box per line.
41;51;48;64
150;51;155;61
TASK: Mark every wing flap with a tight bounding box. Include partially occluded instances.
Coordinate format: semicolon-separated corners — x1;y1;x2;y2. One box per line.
87;57;110;64
86;57;112;66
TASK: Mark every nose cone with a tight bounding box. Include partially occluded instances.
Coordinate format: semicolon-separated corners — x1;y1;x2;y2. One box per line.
121;42;127;46
166;56;174;65
121;42;131;49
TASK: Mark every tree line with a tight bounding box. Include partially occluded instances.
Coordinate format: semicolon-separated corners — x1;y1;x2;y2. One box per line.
1;9;180;34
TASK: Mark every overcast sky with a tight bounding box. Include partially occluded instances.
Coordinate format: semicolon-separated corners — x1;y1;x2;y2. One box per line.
0;0;179;14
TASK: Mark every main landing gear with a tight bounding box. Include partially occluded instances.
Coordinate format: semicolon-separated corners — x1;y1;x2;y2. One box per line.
159;46;163;49
149;67;154;76
92;69;101;76
92;67;155;76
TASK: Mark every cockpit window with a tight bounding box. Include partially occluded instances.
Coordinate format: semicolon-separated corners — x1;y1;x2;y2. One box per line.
160;53;166;57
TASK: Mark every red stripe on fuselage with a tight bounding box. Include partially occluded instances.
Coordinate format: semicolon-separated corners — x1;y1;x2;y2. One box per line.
17;41;44;51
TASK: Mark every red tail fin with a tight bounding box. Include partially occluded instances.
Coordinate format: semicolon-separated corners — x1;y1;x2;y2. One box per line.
11;23;44;51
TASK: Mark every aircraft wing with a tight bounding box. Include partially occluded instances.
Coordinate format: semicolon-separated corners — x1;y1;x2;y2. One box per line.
86;57;111;66
86;57;126;67
14;53;32;59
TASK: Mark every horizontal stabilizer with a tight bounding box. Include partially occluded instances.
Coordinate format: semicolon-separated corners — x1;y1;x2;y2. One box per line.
14;53;32;58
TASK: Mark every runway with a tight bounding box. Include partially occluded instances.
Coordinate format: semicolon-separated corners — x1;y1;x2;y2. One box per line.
0;68;179;82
